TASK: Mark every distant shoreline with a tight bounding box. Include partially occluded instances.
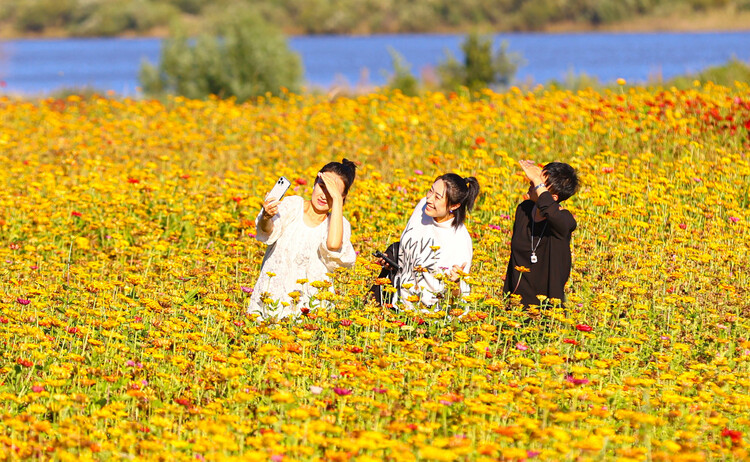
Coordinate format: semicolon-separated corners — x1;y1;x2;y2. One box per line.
1;8;749;40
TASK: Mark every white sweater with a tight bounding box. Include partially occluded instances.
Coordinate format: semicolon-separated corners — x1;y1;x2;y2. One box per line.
393;197;473;308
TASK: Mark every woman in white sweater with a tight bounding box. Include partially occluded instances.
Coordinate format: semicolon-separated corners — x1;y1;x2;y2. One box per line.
248;159;357;320
392;173;480;309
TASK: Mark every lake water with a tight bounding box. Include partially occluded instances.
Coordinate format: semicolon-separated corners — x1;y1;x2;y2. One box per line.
0;31;748;96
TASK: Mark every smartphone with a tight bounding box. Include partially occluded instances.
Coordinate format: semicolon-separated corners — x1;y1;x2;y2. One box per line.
266;176;291;201
373;250;400;271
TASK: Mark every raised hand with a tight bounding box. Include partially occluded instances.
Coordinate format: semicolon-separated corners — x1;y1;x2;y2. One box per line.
519;159;545;186
318;172;345;205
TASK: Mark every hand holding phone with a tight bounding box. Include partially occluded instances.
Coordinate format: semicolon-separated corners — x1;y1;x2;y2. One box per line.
266;176;291;202
373;250;400;271
262;177;291;219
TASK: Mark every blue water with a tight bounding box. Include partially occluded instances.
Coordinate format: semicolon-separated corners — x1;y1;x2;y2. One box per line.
0;31;748;96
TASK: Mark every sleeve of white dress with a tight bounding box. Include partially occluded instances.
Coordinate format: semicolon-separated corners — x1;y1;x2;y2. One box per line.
255;196;298;245
418;233;473;305
319;217;357;271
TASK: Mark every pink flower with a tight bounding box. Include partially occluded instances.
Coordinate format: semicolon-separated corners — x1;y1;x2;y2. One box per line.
729;216;740;223
240;286;253;293
565;375;590;385
515;342;528;351
414;169;423;175
17;298;30;305
333;387;352;396
679;223;687;229
309;386;323;395
32;385;45;393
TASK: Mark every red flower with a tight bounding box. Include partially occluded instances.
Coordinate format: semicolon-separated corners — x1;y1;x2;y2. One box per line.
232;196;242;203
300;307;310;315
71;211;83;217
575;324;593;332
295;178;308;186
16;358;33;367
475;136;486;145
563;338;579;345
722;428;743;443
348;346;363;353
127;178;140;184
67;327;79;334
340;319;352;327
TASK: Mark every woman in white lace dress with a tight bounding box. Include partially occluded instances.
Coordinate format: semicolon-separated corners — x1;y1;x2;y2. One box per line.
248;159;357;320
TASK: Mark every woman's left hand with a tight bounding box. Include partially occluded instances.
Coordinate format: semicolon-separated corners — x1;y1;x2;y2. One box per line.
448;263;467;282
318;172;345;205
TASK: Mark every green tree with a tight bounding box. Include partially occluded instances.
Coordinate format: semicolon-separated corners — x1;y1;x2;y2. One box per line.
139;10;303;101
438;32;524;93
386;48;419;96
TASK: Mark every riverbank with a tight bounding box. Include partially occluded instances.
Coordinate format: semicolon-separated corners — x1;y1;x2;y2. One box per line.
1;6;749;40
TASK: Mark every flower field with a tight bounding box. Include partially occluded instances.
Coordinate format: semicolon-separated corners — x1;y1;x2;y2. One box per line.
1;83;749;461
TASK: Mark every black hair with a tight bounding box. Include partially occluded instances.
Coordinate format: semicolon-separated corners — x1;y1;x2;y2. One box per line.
318;158;357;196
543;162;579;202
435;173;480;229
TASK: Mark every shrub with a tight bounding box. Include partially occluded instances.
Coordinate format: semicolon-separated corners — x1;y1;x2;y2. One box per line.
665;58;750;89
15;0;76;32
438;32;524;93
139;11;303;101
386;48;419;96
71;0;177;36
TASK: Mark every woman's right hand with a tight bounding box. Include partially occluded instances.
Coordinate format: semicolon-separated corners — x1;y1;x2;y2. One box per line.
262;197;281;219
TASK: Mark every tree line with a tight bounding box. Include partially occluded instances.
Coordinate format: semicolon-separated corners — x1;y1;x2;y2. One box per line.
2;0;749;37
138;9;750;103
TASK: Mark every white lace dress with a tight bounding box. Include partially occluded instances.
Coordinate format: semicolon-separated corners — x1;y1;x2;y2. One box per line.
248;195;357;319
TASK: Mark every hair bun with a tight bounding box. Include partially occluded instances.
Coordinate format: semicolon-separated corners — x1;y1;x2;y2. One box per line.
341;158;357;171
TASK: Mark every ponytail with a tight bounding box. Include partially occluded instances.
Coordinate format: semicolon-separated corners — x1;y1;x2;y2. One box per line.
435;173;480;229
